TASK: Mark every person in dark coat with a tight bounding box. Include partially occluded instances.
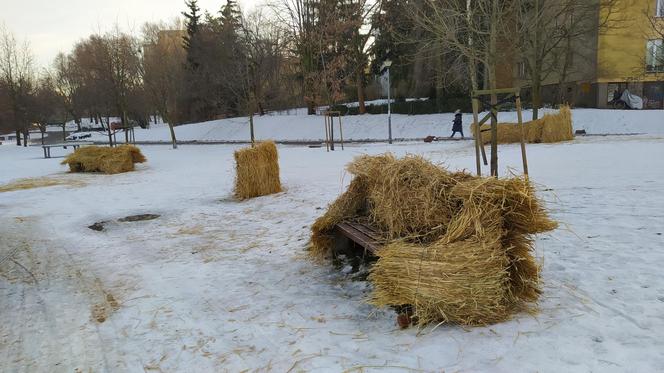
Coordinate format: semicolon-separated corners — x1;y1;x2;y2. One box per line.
450;109;464;138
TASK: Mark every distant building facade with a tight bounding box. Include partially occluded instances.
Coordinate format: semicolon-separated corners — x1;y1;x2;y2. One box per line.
511;0;664;109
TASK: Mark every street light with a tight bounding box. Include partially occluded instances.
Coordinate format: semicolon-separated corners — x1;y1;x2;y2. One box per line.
381;59;393;144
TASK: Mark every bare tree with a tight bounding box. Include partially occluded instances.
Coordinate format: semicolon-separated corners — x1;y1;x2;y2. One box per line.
142;20;185;148
409;0;516;93
30;74;61;145
52;52;84;131
276;0;321;114
0;25;35;146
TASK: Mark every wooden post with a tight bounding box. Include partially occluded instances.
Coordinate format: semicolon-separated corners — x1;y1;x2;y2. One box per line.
490;93;498;177
471;96;481;176
249;112;255;148
338;114;344;150
329;114;335;151
324;115;330;152
516;94;529;176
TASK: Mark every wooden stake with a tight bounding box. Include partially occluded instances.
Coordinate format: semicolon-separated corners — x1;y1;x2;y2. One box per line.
471;97;481;176
490;93;498;177
516;94;529;176
338;114;344;150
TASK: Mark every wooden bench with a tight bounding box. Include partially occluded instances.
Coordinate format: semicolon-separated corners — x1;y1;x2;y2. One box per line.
41;142;94;159
334;221;382;255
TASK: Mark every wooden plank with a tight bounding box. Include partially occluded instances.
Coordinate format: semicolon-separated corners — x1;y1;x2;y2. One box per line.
336;222;380;254
473;87;520;96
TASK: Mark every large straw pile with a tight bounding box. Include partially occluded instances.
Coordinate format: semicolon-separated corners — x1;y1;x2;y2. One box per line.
473;105;573;144
310;154;557;326
61;145;146;174
234;141;282;200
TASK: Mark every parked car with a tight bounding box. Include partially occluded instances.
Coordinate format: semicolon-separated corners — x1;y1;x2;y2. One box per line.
66;132;93;141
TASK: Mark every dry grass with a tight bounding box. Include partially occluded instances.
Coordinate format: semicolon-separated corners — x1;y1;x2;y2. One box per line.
474;105;574;144
233;141;282;200
310;154;557;326
61;145;147;174
0;177;85;193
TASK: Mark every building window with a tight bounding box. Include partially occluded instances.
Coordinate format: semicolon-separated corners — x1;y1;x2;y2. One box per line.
658;0;664;17
646;39;664;72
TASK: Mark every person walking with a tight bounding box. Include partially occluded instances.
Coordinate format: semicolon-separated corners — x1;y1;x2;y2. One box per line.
450;109;464;138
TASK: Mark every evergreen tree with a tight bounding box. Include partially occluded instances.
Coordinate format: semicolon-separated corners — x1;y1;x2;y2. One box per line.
182;0;201;68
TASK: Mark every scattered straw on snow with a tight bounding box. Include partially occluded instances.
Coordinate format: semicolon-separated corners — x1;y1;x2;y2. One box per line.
0;177;86;193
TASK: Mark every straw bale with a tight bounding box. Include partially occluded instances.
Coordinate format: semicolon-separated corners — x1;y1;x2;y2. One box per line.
369;231;514;326
473;105;574;144
61;145;146;174
233;141;282;200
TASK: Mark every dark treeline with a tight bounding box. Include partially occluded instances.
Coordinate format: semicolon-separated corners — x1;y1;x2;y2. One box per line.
1;0;619;145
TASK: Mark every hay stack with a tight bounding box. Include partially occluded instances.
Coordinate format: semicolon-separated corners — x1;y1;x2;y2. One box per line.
61;145;146;174
310;154;557;326
473;105;574;144
234;141;282;200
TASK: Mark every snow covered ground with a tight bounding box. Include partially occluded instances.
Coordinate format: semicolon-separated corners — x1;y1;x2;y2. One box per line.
1;131;664;371
43;108;664;145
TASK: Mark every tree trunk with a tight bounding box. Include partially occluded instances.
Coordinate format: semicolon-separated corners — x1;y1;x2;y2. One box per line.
532;71;542;120
466;0;479;93
76;119;82;132
357;69;366;114
22;130;28;147
489;0;499;177
41;129;45;145
15;129;21;146
531;0;542;121
249;112;255;147
123;111;129;144
106;115;114;147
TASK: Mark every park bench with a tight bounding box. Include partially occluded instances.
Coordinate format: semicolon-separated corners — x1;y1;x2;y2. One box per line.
335;221;417;327
40;142;94;159
334;221;382;255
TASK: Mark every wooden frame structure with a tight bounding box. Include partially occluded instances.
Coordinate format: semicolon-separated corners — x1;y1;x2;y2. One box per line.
323;110;344;151
471;88;528;177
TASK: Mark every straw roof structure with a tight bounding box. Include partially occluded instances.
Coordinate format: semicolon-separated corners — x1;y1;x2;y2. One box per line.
310;154;557;326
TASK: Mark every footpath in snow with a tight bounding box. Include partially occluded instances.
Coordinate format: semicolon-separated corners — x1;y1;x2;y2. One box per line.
52;108;664;144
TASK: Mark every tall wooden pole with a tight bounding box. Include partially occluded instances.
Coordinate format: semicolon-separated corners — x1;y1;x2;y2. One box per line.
490;93;498;177
516;94;529;176
472;96;481;176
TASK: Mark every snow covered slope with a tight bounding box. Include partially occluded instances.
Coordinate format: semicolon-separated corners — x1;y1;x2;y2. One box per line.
52;108;664;144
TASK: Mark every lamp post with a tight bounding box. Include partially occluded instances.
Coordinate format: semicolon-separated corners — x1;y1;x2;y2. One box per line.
382;59;393;144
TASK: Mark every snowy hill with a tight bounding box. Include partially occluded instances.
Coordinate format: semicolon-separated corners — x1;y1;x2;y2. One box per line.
53;108;664;144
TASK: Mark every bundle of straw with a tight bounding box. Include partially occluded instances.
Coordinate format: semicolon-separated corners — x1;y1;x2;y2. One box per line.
61;145;146;174
473;105;574;144
233;141;282;200
310;154;557;326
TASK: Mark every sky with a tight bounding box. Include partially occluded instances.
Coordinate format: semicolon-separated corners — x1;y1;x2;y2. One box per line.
0;0;259;69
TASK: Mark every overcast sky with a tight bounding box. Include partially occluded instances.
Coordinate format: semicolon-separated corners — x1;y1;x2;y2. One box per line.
1;0;259;69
